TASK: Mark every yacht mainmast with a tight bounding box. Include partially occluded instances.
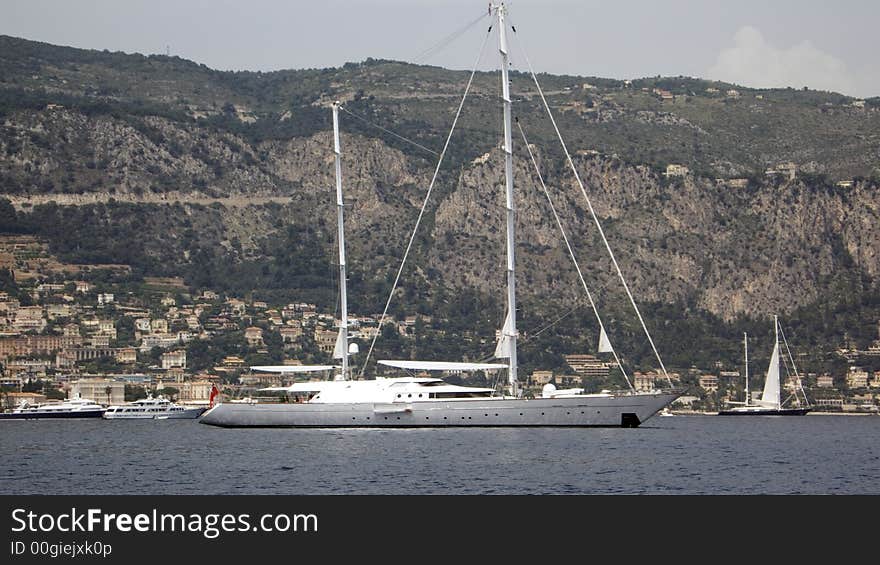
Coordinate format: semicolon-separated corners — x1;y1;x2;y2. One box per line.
332;102;350;380
495;2;519;395
774;315;779;345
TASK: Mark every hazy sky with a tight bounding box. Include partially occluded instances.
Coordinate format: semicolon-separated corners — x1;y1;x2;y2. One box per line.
2;0;878;98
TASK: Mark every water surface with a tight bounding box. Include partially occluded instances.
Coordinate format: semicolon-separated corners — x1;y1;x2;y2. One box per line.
2;415;878;494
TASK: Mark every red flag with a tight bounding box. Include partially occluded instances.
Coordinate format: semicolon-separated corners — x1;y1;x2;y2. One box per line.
209;384;220;408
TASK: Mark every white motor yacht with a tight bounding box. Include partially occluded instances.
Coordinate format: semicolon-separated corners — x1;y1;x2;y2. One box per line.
0;397;106;420
103;395;206;420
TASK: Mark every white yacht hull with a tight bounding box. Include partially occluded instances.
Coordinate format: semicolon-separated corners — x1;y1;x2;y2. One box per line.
0;408;105;420
200;391;679;428
103;407;206;420
718;406;811;416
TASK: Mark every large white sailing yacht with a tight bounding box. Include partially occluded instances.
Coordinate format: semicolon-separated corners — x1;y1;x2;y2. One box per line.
201;3;680;428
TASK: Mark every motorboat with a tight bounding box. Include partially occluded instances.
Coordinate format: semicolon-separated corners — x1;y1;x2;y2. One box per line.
0;397;106;420
103;395;206;420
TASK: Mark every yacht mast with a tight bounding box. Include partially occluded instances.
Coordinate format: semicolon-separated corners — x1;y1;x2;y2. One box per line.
332;102;349;380
744;332;749;406
773;314;779;406
496;2;518;395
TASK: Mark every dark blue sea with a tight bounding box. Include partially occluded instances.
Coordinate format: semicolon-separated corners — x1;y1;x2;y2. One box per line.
2;414;878;494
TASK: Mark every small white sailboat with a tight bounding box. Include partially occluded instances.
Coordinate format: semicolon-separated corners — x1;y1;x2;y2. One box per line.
719;316;811;416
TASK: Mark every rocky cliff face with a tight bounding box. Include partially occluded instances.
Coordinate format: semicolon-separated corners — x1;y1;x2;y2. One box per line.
429;143;878;321
3;102;876;323
1;36;878;328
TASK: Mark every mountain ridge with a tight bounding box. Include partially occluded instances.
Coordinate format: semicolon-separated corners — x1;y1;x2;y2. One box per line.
1;34;879;369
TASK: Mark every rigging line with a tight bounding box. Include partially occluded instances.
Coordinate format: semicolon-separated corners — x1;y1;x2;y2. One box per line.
338;105;439;157
510;24;672;387
777;322;801;379
331;268;339;321
517;118;634;392
357;26;494;379
776;351;796;408
476;300;586;363
525;301;582;340
473;305;592;388
327;234;339;320
778;322;810;405
412;10;491;63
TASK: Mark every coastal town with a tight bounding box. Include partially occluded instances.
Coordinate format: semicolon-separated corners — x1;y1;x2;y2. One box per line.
2;233;879;415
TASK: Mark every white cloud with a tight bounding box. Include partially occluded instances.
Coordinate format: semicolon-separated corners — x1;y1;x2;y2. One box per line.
708;26;861;97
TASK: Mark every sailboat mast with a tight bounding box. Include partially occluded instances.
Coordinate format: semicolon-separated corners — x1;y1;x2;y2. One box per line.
773;314;780;406
332;102;349;380
744;332;749;406
496;3;518;394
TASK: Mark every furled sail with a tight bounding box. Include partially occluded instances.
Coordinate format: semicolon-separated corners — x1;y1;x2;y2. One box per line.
333;328;346;359
598;328;614;353
759;341;781;408
494;309;513;359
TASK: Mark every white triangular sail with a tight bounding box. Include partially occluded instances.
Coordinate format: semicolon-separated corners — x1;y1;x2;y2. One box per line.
598;328;614;353
333;327;346;360
494;309;513;359
759;341;781;408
